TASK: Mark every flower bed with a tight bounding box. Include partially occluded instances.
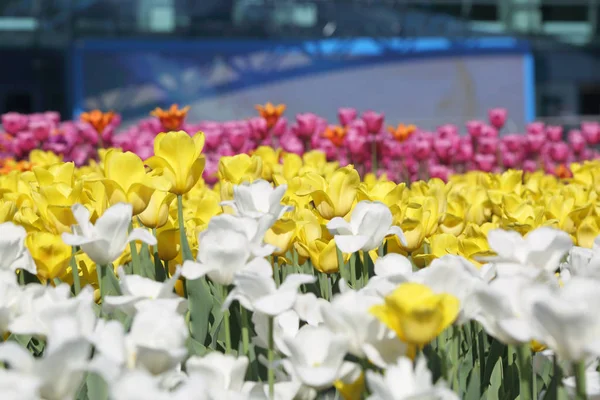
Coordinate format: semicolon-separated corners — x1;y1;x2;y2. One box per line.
2;104;600;182
0;122;599;399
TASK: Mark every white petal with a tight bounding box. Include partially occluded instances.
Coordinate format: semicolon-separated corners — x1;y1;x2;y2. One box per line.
181;261;215;281
386;226;407;247
334;234;370;254
326;218;353;236
374;253;413;278
127;228;157;246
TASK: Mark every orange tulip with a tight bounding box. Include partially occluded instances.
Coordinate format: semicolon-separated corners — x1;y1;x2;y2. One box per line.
323;125;346;147
150;104;190;131
388;123;416;142
255;102;286;128
80;110;115;134
555;164;572;179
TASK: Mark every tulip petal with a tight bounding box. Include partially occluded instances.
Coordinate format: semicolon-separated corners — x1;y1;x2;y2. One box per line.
387;226;407;246
334;234;370;254
181;260;215;281
127;228;157;246
326;217;353;236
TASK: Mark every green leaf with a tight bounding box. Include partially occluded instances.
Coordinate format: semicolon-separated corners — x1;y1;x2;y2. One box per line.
483;339;506;389
186;277;214;346
465;363;481;400
487;357;504;400
187;336;209;356
86;372;109;400
138;242;155;279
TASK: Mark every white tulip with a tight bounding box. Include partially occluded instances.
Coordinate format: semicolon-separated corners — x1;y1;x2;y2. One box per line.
111;369;170;400
293;293;326;326
528;276;600;362
362;253;414;296
413;255;496;324
564;371;600;399
181;216;273;285
483;227;572;280
186;352;248;398
560;246;600;282
282;325;349;390
9;285;96;352
366;356;458;400
221;180;293;220
0;273;23;333
61;203;156;266
320;289;404;362
103;266;186;315
242;380;302;400
0;222;36;275
252;310;300;356
0;369;42;400
0;339;91;400
471;276;547;345
224;271;316;316
326;201;407;254
126;301;188;375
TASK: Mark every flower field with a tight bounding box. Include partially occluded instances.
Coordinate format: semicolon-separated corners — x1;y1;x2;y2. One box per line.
0;106;600;399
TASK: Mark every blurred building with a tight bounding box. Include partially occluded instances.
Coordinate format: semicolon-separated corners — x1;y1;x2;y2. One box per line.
0;0;599;123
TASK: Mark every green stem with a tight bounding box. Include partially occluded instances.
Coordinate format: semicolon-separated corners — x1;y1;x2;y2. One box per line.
517;344;532;400
70;247;81;295
240;305;250;357
152;228;166;282
128;221;141;275
438;328;448;382
552;354;560;400
349;253;357;289
478;329;486;393
268;316;275;399
222;284;232;354
336;247;346;282
273;257;281;287
574;361;588;400
318;272;331;301
452;326;460;392
176;195;193;261
97;264;108;302
362;251;373;287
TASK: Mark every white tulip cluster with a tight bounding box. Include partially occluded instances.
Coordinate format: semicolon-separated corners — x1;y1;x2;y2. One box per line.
2;179;600;399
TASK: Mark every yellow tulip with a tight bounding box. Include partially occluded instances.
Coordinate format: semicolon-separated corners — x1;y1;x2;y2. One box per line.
138;190;176;229
252;146;281;181
304;166;360;220
263;219;295;256
103;149;171;214
307;237;340;274
577;215;600;248
0;199;16;223
157;228;181;261
146;131;206;195
218;153;263;184
26;232;72;280
370;282;459;347
28;150;63;167
334;370;365;400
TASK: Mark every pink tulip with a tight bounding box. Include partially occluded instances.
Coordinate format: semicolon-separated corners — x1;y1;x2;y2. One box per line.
526;134;545;153
44;111;61;126
488;108;507;129
466;120;484;138
568;130;586;153
549;142;570;163
361;111;384;134
433;138;454;162
412;139;431;161
523;160;537;172
29;120;51;141
280;133;304;155
480;124;498;138
338;108;357;126
581;122;600;145
346;129;368;160
526;122;545;136
1;112;28;135
69;144;95;166
429;164;452;182
437;124;459;139
248;117;268;141
545;126;563;142
501;151;520;168
455;139;474;163
228;129;247;151
501;134;523;153
477;136;498;155
217;143;235;157
405;157;418;175
271;117;287;137
296;113;318;139
474;153;496;172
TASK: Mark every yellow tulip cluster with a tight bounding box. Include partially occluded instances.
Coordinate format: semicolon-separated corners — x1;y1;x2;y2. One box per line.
4;130;600;289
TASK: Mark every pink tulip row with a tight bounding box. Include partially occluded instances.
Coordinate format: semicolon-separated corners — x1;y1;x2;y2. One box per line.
2;107;600;182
